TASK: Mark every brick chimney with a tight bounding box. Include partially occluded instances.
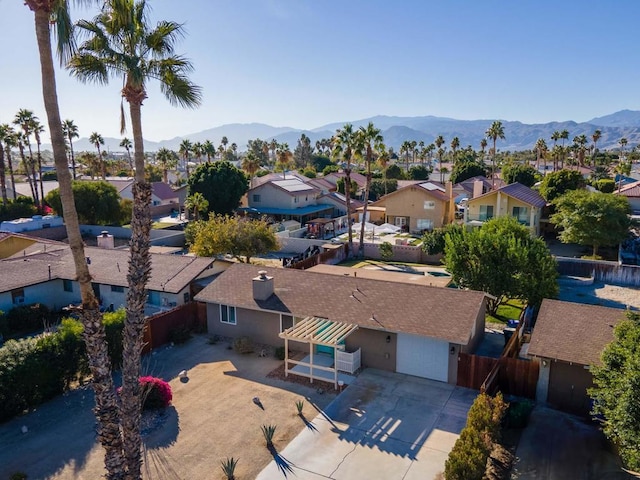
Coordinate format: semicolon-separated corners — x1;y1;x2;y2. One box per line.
97;230;115;249
473;180;484;198
252;270;274;300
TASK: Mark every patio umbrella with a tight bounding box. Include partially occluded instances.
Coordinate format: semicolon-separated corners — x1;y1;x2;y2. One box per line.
377;223;401;234
351;221;377;232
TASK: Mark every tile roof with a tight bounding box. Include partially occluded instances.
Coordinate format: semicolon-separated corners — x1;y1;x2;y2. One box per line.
305;177;335;192
194;263;486;345
618;180;640;198
470;182;546;208
0;246;213;294
528;299;627;366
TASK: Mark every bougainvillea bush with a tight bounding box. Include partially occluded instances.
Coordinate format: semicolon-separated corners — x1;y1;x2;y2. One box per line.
118;376;172;410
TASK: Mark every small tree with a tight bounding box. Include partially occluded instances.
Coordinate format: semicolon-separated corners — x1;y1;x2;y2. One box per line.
379;242;393;260
449;160;487;184
385;164;404;180
421;224;462;256
551;190;631;257
539;169;586;202
187;215;279;264
589;311;640;471
408;164;430;180
501;163;540;187
188;161;248;216
46;181;122;225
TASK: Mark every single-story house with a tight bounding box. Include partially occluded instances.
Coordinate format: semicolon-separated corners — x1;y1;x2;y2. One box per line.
194;263;487;386
0;238;216;315
464;182;547;236
372;181;453;233
616;180;640;214
528;299;627;415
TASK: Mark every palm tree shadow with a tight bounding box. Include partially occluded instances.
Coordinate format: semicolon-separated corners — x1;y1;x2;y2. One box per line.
298;413;318;432
268;445;296;477
142;405;180;449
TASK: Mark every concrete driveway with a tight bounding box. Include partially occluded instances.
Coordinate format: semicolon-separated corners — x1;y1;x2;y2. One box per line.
257;369;476;480
512;406;634;480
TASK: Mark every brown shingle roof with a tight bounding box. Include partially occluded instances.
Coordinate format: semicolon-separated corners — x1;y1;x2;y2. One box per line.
0;246;213;294
194;263;486;345
528;299;627;366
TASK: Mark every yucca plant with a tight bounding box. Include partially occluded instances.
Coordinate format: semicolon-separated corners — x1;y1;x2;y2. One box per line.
261;424;277;449
295;400;304;415
220;457;238;480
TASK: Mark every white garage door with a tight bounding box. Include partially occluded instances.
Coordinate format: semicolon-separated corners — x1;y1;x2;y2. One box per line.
396;333;449;382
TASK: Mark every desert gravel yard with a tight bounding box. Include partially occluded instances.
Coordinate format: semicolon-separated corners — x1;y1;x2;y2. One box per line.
0;335;336;479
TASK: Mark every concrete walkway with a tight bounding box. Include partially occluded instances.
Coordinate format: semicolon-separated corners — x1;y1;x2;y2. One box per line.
257;369;476;479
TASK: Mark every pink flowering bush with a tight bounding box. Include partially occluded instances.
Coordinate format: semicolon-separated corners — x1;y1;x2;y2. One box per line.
118;376;173;410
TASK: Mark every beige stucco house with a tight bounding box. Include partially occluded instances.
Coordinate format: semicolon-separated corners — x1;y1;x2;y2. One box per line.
464;182;547;236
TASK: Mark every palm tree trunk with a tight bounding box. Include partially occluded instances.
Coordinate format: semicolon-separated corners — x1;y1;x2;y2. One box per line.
36;144;44;208
0;143;7;203
345;169;353;257
120;99;152;480
25;143;41;208
6;148;16;200
70;137;77;179
33;8;126;479
358;158;372;258
98;146;106;179
19;144;38;205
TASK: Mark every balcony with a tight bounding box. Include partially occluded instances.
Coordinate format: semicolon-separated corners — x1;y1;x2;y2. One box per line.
465;214;530;226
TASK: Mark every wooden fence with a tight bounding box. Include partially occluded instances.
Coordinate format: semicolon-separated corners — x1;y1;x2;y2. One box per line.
289;244;345;270
457;353;498;390
142;302;207;354
556;257;640;287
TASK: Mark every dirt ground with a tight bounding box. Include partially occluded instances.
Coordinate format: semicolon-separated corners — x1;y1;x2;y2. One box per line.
558;281;640;310
0;335;337;480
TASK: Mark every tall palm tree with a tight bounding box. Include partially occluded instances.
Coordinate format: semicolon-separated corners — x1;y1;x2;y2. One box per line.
241;150;260;188
355;122;383;258
89;132;105;179
559;129;569;169
425;143;435;169
156;147;177;184
332;124;357;256
179;139;192;177
203;139;215;162
377;143;390;196
192;141;203;164
275;142;293;178
14;109;40;207
63;119;79;179
184;191;208;221
119;137;133;172
0;130;6;204
450;136;460;164
15;131;39;205
434;135;445;178
550;130;561;171
485;121;505;187
269;138;277;168
24;0;126;476
573;134;588;168
70;2;201;476
480;138;488;156
591;129;601;166
220;135;229;154
32;118;46;206
535;138;548;172
0;125;18;200
400;140;411;171
619;137;628;161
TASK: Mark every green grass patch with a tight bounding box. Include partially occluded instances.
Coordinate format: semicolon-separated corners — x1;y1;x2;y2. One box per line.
152;222;175;229
486;299;525;325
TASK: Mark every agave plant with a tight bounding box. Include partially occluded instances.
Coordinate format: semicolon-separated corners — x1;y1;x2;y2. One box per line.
261;424;277;449
295;400;304;415
220;457;238;480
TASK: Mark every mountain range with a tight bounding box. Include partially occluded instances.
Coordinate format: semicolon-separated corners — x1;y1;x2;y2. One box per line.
62;109;640;154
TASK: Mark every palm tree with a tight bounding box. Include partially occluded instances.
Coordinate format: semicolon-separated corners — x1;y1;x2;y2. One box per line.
450;136;460;164
434;135;445;178
591;129;601;166
269;139;277;168
63;120;79;179
184;191;208;221
425;143;435;169
535;138;547;172
32;118;46;206
332;124;358;256
0;130;6;204
119;137;133;172
156;147;177;184
192;141;203;164
480;138;488;155
1;125;18;200
14;109;40;207
179;138;192;176
203;139;215;162
70;2;201;477
15;131;39;205
89;132;105;179
242;151;260;188
275;142;293;178
377;143;390;196
355;122;383;258
24;0;126;476
573;135;588;168
550;130;561;171
485;121;505;187
619;137;628;161
559;129;569;169
220;136;229;154
400;140;411;171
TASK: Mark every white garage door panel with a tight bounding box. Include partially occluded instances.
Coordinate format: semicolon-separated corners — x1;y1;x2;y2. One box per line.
396;333;449;382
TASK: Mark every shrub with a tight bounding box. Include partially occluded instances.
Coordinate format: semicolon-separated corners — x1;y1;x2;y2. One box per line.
506;399;534;428
42;171;58;181
233;336;254;354
139;376;173;410
596;178;616;193
103;309;126;368
261;424;277;449
379;242;393;260
168;326;192;344
274;346;286;360
221;457;238;480
4;303;52;337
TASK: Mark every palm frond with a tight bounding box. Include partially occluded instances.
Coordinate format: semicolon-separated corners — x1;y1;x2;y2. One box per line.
51;1;76;65
146;21;184;55
68;53;110;84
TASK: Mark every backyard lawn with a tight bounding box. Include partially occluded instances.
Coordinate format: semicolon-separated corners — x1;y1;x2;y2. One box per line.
486;299;525;325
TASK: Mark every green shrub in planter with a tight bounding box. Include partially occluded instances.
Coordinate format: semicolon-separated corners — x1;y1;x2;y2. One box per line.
275;346;286;360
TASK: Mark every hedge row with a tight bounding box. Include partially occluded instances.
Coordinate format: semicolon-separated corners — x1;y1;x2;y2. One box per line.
444;393;508;480
0;304;55;338
0;309;125;423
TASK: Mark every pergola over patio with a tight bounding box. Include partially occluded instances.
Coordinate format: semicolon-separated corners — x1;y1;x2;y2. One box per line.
279;316;360;389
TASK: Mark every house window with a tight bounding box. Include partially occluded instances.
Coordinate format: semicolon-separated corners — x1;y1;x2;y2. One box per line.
479;205;494;221
423;201;435;210
394;217;407;227
63;279;73;292
111;285;124;293
220;305;236;325
416;219;434;231
293;196;299;203
11;288;25;305
512;206;529;223
252;194;261;203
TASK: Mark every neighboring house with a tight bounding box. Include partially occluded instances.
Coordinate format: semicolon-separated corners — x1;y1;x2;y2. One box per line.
244;178;333;224
318;191;364;218
464;182;547;236
305;177;336;194
323;171;367;196
372;181;453;233
616;180;640;214
453;176;494;201
0;215;64;234
194;263;487;386
528;299;626;415
11;180;63;200
0;241;215;315
118;181;179;206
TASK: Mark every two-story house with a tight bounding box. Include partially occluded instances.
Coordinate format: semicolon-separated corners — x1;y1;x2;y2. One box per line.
464;182;547;236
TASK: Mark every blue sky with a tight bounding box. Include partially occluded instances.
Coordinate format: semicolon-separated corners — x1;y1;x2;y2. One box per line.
1;0;639;141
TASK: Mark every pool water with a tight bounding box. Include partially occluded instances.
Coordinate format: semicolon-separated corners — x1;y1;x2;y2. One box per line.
427;271;451;277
